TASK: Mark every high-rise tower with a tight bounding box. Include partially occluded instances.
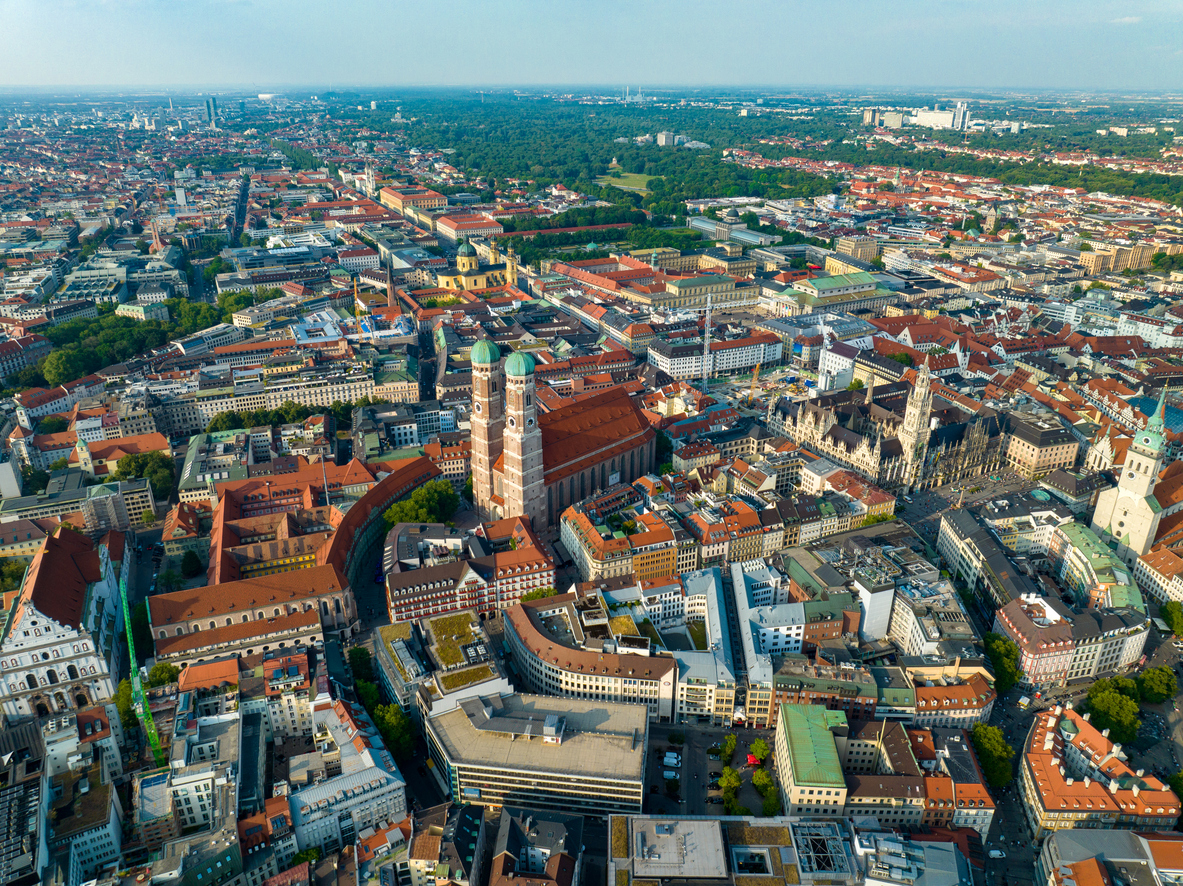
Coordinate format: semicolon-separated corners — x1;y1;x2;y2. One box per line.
898;363;934;488
501;352;546;527
470;340;504;520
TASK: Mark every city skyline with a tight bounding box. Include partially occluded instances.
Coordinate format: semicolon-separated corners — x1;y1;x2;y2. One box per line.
1;0;1181;91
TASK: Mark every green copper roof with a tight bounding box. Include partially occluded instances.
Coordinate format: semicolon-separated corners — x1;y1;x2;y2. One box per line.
505;351;535;377
777;703;845;788
470;340;500;365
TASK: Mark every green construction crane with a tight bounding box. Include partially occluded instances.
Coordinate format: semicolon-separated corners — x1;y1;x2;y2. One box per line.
120;576;167;767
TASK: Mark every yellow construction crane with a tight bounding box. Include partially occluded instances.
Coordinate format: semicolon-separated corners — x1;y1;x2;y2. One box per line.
745;363;762;407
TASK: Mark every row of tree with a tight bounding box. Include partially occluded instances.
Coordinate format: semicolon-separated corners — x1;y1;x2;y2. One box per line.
348;647;417;761
982;632;1023;694
206;396;372;434
2;290;290;395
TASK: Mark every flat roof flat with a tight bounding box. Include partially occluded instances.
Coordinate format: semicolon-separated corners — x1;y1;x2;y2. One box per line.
631;818;727;880
428;693;647;782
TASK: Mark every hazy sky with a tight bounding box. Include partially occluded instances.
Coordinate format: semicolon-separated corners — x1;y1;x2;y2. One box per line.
2;0;1181;91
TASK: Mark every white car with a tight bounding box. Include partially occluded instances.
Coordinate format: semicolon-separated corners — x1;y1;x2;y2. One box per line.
989;850;1006;859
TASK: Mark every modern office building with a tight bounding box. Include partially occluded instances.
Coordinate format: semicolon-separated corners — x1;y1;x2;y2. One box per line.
424;693;647;816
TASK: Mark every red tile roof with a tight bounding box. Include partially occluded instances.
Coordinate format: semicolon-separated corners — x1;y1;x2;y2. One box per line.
14;527;101;629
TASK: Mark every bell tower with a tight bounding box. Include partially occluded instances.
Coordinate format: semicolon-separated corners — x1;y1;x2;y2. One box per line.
502;351;546;527
898;364;933;488
1091;388;1169;566
470;340;504;520
506;246;519;289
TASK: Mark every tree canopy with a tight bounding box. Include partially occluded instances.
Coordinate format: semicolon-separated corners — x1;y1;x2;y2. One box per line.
983;632;1023;694
970;723;1015;787
371;702;416;761
1162;601;1183;636
207;397;369;433
1085;680;1142;744
181;550;204;578
147;662;180;687
383;480;459;528
349;647;374;683
0;558;27;594
113;451;176;501
1137;666;1178;705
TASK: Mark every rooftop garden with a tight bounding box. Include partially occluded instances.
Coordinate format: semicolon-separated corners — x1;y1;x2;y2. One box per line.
609;615;640;638
611;815;628;859
438;664;495;693
429;613;476;667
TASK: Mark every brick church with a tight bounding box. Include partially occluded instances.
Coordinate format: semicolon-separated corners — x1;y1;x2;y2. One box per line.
469;340;657;530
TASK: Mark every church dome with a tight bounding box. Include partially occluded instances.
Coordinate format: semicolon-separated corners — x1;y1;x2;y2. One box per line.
505;351;535;377
456;240;477;258
470;340;500;365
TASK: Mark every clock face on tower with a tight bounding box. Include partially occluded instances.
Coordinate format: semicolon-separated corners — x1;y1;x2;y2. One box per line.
507;417;516;428
474;402;482;414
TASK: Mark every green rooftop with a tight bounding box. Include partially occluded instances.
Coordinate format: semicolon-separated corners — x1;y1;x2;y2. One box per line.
429;613;477;668
801;271;877;291
777;703;846;788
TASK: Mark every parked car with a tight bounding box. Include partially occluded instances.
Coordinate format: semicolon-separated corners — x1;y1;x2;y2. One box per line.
989;850;1006;859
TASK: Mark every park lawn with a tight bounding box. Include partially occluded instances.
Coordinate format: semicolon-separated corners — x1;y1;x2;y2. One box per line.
595;171;657;192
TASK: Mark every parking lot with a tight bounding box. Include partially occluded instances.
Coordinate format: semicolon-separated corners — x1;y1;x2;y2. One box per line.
644;723;772;816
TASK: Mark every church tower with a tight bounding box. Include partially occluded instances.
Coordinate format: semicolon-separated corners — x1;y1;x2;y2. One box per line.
470;340;504;520
898;364;933;489
501;351;546;527
456;239;479;274
506;246;519;289
1092;388;1168;567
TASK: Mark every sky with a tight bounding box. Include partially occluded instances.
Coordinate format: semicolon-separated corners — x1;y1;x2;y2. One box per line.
1;0;1182;92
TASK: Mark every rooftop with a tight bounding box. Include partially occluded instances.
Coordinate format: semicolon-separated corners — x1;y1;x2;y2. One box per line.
428;693;647;782
778;703;846;788
630;818;727;880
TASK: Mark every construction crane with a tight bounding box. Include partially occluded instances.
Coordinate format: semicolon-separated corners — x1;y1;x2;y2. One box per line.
120;577;166;767
744;363;762;408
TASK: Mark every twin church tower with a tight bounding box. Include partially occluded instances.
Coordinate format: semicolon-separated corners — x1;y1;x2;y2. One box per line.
470;340;546;527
